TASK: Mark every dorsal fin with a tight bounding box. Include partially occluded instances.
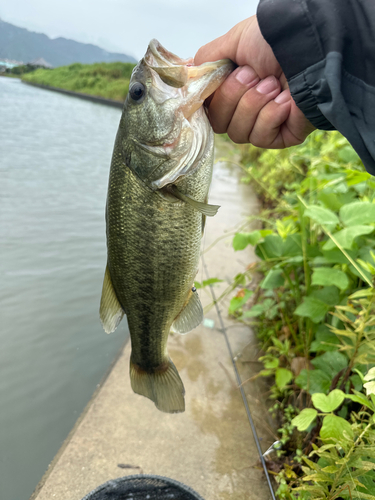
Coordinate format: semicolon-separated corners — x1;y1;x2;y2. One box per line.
99;265;124;334
171;288;203;334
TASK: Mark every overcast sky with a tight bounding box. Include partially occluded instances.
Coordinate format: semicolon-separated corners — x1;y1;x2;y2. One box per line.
0;0;259;61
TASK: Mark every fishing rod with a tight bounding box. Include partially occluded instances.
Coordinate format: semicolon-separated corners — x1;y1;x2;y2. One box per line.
201;253;277;500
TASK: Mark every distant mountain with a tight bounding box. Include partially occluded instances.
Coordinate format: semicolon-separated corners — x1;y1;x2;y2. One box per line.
0;19;137;67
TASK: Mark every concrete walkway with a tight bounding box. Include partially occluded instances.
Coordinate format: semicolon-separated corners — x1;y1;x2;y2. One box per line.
30;141;275;500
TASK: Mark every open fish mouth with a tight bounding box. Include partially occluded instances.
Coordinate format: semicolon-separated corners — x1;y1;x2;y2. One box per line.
130;39;235;190
144;39;234;120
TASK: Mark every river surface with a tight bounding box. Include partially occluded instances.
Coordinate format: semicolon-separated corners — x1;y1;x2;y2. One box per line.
0;77;127;500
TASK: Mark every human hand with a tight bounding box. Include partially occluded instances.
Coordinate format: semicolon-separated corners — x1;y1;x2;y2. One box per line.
194;16;315;148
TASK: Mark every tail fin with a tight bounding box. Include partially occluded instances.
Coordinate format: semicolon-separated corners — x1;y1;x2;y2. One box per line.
130;359;185;413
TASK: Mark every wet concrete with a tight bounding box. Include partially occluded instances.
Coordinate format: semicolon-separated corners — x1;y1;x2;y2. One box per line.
30;138;275;500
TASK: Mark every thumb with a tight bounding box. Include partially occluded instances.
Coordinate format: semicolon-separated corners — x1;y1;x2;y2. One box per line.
194;31;239;66
285;99;316;144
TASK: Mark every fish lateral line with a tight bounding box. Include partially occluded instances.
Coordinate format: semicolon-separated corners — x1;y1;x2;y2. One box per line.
164;184;220;216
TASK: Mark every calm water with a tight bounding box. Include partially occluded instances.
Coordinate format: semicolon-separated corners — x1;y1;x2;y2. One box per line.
0;78;128;500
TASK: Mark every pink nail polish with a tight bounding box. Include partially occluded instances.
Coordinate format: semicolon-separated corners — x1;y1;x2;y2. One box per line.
275;90;290;104
256;76;278;95
235;65;258;85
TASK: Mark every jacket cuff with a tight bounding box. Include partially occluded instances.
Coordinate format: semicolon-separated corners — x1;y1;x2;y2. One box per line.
288;71;335;131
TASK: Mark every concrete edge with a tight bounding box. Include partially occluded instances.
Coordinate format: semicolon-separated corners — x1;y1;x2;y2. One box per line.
29;337;129;500
22;81;125;109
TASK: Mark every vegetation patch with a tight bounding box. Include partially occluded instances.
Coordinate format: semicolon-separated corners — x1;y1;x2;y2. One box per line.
217;131;375;499
21;62;136;101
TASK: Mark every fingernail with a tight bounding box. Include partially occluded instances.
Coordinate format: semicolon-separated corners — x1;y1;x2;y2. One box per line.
275;89;290;104
256;76;278;95
235;65;258;85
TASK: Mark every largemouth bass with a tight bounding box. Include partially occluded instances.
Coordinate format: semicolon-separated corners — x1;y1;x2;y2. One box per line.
100;40;233;413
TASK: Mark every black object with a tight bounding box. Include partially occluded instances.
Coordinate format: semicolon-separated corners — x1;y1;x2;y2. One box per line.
81;474;205;500
258;0;375;175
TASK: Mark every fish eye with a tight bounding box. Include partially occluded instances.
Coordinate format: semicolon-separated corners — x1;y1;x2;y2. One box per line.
129;82;145;102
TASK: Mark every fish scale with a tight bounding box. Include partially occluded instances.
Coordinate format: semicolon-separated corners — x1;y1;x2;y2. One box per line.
107;134;211;368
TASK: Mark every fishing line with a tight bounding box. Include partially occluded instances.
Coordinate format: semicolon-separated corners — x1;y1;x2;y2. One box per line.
201;252;276;500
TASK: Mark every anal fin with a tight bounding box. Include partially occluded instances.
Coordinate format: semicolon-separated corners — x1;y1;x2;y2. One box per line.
99;265;124;334
171;288;203;334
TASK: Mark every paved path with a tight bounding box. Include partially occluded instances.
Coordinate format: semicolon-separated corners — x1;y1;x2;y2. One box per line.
31;142;275;500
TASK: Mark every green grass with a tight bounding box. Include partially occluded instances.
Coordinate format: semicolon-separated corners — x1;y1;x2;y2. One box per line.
201;132;375;497
223;132;375;498
22;61;136;101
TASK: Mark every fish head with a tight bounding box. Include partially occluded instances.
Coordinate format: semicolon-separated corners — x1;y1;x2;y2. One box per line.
118;39;234;189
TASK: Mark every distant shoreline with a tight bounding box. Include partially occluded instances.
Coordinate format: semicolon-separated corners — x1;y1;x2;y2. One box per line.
0;72;19;79
22;80;124;109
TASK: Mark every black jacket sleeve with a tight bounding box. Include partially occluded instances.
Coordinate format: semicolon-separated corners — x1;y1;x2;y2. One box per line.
257;0;375;175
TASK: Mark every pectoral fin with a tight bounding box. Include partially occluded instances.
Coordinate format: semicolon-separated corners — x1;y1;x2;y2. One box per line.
100;265;124;334
171;288;203;334
202;195;208;234
202;213;206;235
169;185;220;217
